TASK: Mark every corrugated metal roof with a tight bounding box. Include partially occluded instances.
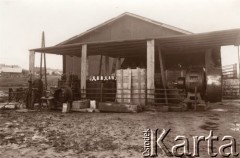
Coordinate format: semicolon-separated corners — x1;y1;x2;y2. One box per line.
156;28;240;50
31;28;240;57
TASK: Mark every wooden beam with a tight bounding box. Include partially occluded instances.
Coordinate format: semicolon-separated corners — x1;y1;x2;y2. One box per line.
81;44;87;98
42;31;48;90
42;46;146;57
116;58;122;70
157;46;167;88
33;43;145;55
147;40;155;105
105;56;109;76
110;58;117;74
137;68;141;105
31;39;146;52
157;46;168;105
62;55;66;74
29;50;35;75
71;57;74;73
98;55;103;76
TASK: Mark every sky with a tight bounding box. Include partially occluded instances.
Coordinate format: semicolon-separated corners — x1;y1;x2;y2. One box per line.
0;0;240;70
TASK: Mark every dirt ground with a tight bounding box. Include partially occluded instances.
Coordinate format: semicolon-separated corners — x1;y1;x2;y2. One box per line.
0;100;239;158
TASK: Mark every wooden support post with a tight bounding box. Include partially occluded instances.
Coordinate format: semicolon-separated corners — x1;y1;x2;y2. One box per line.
43;52;47;90
71;57;74;74
121;69;124;103
100;83;103;102
147;40;155;105
127;68;132;103
40;53;43;79
29;50;35;76
157;46;167;89
157;46;168;105
117;58;121;70
98;55;103;76
137;68;141;105
42;31;47;90
81;44;87;98
110;58;117;75
62;55;66;74
105;56;109;76
28;50;35;109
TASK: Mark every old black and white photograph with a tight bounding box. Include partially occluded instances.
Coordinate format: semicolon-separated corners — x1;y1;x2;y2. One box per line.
0;0;240;157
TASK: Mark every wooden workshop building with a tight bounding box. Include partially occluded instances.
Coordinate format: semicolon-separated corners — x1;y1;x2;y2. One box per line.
30;12;240;103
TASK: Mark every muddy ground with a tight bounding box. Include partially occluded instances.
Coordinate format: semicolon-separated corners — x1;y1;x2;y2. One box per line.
0;100;239;158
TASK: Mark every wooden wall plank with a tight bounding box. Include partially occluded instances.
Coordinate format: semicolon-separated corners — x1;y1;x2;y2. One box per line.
117;58;122;70
105;56;109;76
110;58;117;74
64;15;183;44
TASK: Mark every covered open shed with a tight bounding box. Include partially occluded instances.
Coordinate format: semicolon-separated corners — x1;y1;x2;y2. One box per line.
30;12;240;105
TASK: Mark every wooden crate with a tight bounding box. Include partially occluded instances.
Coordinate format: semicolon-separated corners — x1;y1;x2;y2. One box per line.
72;100;90;110
98;102;142;113
116;68;146;106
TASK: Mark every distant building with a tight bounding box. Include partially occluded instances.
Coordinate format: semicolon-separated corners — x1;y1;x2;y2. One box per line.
0;64;22;77
34;67;62;75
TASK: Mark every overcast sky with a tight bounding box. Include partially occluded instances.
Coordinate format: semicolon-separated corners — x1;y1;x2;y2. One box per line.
0;0;240;70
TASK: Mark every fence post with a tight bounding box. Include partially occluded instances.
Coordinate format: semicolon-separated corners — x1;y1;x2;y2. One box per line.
100;82;103;102
164;89;168;105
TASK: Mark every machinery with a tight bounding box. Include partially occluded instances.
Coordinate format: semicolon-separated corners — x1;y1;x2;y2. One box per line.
26;78;44;109
52;85;73;109
49;74;79;109
58;74;80;101
25;33;78;110
177;67;222;110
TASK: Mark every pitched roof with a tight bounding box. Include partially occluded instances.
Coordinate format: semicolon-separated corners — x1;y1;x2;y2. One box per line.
31;28;240;57
57;12;192;46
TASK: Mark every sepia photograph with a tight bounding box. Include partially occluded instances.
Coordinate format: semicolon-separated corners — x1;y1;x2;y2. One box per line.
0;0;240;157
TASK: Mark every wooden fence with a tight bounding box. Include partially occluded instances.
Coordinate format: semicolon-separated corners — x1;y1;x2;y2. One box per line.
222;78;240;99
222;64;238;79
